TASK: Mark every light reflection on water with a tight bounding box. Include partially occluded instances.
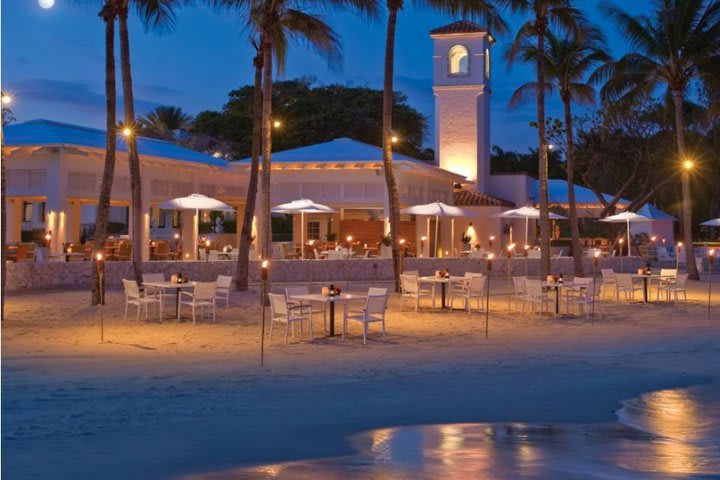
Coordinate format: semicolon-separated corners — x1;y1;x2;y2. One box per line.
186;385;720;479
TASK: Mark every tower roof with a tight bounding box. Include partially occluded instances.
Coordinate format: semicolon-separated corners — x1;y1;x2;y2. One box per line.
430;20;488;36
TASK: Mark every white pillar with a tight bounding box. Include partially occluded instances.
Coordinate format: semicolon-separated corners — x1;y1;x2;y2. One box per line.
181;209;197;260
141;181;151;261
45;179;67;254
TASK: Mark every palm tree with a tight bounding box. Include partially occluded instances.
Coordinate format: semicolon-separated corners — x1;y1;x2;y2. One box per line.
509;27;609;276
1;96;15;318
595;0;720;280
505;0;585;279
139;105;194;140
117;0;181;285
382;0;506;291
234;40;263;291
92;1;119;305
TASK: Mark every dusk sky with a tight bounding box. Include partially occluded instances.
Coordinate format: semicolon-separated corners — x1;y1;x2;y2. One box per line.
2;0;650;152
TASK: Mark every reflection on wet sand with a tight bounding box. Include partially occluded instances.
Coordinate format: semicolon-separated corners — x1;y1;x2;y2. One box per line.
184;386;719;480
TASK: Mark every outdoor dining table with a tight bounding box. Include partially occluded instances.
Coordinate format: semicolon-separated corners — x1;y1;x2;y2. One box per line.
142;281;195;320
289;293;367;336
542;281;576;314
417;276;468;309
631;273;675;303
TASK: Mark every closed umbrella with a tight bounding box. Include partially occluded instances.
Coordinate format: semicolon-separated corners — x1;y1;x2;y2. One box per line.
158;193;235;259
400;202;470;257
493;206;566;246
272;199;336;259
599;211;653;256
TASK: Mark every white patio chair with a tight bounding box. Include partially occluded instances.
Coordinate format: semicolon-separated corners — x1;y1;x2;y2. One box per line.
448;272;482;308
512;276;527;310
142;273;175;309
268;293;312;343
660;273;688;303
326;251;345;260
654;268;677;301
216;275;232;308
400;274;435;312
601;269;618;301
616;273;642;303
122;279;162;322
179;282;217;324
453;275;487;313
208;250;219;261
198;249;207;261
522;279;550;317
342;287;388;344
403;270;419;277
285;285;326;329
566;279;602;318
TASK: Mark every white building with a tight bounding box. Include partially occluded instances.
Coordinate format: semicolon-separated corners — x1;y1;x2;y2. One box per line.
3;20;673;260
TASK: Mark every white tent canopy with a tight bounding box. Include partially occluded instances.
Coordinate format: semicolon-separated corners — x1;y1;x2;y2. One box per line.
401;202;471;257
599;211;653;256
700;218;720;227
272;199;336;259
493;206;567;246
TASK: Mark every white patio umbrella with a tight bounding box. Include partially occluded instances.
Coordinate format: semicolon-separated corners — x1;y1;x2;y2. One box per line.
599;211;653;256
400;201;470;257
493;206;567;246
158;193;235;259
271;199;336;259
700;218;720;227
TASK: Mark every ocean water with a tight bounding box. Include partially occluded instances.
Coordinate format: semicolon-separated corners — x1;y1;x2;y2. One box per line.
189;385;720;479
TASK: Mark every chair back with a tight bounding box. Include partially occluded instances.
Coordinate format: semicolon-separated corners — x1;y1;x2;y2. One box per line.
285;285;310;303
573;277;592;287
123;279;140;299
118;242;132;260
314;248;321;259
216;275;232;289
525;279;543;299
193;282;217;300
143;273;165;283
404;270;419;277
468;275;487;293
675;273;689;288
365;288;388;315
601;269;616;282
268;293;288;317
513;276;526;294
363;250;370;258
327;251;345;260
401;274;418;294
660;268;677;278
616;273;633;288
156;242;170;255
208;250;219;261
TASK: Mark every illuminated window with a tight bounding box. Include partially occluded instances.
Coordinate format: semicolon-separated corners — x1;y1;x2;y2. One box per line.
449;45;469;75
23;202;34;222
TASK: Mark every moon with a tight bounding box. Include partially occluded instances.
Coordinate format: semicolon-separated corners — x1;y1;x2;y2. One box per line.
38;0;55;9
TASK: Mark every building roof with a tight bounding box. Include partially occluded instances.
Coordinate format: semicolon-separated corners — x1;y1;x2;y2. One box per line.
532;179;627;206
454;189;514;208
636;203;676;221
236;137;422;164
3;119;229;168
430;20;489;35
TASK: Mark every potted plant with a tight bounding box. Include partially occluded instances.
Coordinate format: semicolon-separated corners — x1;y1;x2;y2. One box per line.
379;233;392;259
460;232;472;250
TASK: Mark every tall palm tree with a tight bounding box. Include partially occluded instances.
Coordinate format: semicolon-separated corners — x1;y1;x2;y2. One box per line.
595;0;720;280
509;27;609;276
92;1;119;305
505;0;585;279
382;0;506;291
117;0;181;284
234;40;263;291
139;105;194;140
1;96;15;318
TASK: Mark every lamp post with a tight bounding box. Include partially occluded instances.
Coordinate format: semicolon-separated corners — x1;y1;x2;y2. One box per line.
619;237;625;272
506;243;515;309
205;239;211;262
346;235;353;260
592;251;600;318
260;259;269;366
489;235;495;251
420;236;427;258
485;254;494;339
174;232;180;259
95;252;105;343
524;244;530;277
709;249;715;317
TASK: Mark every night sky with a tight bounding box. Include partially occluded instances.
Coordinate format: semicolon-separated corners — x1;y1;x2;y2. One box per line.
2;0;651;152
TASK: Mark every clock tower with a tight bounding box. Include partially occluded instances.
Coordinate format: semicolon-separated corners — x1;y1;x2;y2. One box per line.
430;20;494;192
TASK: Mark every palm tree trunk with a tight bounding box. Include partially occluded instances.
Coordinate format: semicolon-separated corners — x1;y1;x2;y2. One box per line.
536;23;551;278
382;3;403;293
673;89;699;280
92;4;118;305
234;50;263;291
118;5;143;285
563;96;583;277
1;119;5;318
261;32;274;266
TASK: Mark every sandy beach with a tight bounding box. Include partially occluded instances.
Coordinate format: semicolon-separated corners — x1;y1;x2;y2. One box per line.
3;279;719;479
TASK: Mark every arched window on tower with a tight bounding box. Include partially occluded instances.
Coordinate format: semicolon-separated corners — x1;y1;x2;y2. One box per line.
449;45;469;75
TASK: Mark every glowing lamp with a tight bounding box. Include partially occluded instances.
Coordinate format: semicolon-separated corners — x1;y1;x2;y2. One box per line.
390;135;398;144
95;252;104;262
122;127;132;137
273;120;281;128
260;259;269;281
683;159;694;171
346;235;353;243
174;233;180;240
421;236;427;242
1;94;11;104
